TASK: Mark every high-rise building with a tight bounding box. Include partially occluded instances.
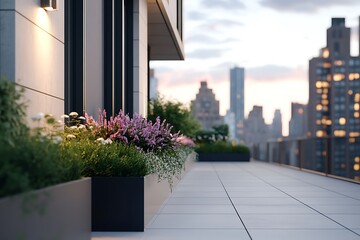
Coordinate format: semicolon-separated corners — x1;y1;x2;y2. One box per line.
289;103;307;138
308;17;360;178
191;81;223;130
230;67;245;141
224;110;236;141
244;106;269;158
270;109;283;139
149;69;158;100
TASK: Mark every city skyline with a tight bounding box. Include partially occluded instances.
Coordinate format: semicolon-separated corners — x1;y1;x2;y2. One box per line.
150;0;360;136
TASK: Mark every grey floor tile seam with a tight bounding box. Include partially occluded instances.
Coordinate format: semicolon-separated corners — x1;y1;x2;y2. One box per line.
240;163;360;237
250;161;360;201
212;163;254;240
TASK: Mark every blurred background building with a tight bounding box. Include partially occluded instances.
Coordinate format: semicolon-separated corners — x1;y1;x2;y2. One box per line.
191;81;223;130
230;67;245;142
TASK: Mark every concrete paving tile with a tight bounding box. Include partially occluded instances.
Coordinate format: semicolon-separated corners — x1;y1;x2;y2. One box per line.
171;191;227;198
166;197;231;205
248;229;360;240
298;197;360;205
231;197;300;205
241;214;343;229
327;215;360;228
92;230;251;240
149;214;244;229
235;205;317;214
312;205;360;214
160;204;236;214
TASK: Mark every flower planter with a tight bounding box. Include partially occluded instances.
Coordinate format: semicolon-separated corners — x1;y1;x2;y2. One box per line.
197;152;250;162
92;153;195;232
0;178;91;240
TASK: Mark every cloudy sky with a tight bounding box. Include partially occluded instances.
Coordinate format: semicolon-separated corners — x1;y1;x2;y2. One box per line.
150;0;360;136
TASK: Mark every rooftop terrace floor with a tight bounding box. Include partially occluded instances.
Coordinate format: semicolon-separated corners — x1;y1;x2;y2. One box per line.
92;161;360;240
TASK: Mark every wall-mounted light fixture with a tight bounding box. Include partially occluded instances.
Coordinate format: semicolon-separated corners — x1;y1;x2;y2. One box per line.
41;0;57;11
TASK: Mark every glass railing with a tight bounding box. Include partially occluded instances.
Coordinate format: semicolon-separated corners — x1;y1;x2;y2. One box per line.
253;137;360;183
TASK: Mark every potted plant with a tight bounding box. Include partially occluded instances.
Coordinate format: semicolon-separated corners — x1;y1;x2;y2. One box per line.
0;78;90;240
63;109;196;231
194;125;251;162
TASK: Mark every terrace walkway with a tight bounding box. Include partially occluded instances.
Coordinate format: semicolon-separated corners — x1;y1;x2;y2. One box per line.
92;161;360;240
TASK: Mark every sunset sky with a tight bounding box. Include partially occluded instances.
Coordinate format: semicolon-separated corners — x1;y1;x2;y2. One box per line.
150;0;360;136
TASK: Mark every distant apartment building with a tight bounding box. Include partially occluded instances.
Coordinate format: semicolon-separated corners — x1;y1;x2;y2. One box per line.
230;67;245;141
308;17;360;178
149;69;158;100
270;109;282;139
224;110;236;141
191;81;223;130
289;103;307;138
244;106;269;155
0;0;184;119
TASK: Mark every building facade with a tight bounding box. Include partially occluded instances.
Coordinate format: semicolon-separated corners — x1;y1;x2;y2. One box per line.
230;67;245;141
224;110;236;141
0;0;184;120
308;17;360;178
289;103;307;139
244;106;269;158
270;109;282;140
191;81;223;130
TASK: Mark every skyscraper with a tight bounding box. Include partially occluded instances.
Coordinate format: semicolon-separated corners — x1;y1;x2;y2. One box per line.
191;81;223;130
289;103;307;139
244;105;269;151
270;109;282;139
230;67;245;141
308;17;360;178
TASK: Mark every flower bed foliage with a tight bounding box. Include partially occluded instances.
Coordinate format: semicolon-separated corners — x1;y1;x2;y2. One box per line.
63;109;192;185
148;97;201;137
0;78;194;197
194;124;250;154
0;78;81;198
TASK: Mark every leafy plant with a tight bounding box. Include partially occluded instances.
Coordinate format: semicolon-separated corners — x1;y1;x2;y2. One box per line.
194;124;230;144
0;77;28;145
195;141;250;154
0;79;81;198
148;97;201;137
67;140;148;177
0;136;81;198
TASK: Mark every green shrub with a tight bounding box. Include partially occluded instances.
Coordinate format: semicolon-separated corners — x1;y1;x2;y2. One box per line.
194;124;229;144
148;97;201;137
195;141;250;154
65;140;148;177
0;136;81;198
0;78;81;198
0;77;28;145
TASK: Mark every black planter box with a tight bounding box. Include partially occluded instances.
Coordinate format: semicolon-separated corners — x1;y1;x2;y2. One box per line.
92;177;144;231
197;152;250;162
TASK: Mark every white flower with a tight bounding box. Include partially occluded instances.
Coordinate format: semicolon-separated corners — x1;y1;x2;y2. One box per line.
61;114;69;119
78;116;86;120
70;126;78;130
66;134;76;139
52;136;63;144
78;124;86;129
31;112;45;121
96;137;105;142
104;139;113;145
69;112;79;117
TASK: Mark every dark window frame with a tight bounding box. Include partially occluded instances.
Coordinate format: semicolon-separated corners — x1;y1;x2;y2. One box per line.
64;0;84;115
